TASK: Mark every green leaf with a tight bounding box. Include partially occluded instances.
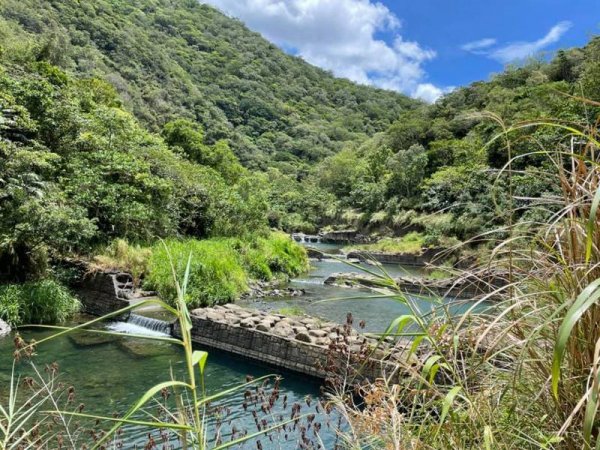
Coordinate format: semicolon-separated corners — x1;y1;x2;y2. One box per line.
410;334;429;356
22;324;182;345
585;187;600;263
383;314;419;337
484;425;494;450
422;355;442;380
440;386;462;425
47;411;193;431
192;350;208;376
552;278;600;398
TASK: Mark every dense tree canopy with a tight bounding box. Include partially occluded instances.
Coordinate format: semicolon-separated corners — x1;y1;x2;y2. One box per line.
0;0;418;170
312;37;600;242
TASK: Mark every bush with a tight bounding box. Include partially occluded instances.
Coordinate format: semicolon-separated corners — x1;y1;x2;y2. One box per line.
0;279;80;326
146;238;248;308
252;232;309;277
145;233;308;308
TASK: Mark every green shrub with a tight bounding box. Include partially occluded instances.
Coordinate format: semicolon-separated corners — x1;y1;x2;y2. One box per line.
253;232;309;277
145;233;308;308
0;279;80;326
146;238;248;308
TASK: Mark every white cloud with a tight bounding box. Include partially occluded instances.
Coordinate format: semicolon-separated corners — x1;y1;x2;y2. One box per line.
413;83;455;103
461;38;497;53
463;22;572;63
202;0;448;102
491;21;572;63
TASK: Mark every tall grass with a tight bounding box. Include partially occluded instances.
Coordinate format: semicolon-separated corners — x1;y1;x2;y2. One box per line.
145;232;308;308
93;238;152;287
146;238;249;306
330;114;600;449
0;279;80;326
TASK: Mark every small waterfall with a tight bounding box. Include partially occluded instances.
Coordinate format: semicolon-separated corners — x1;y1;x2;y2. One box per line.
129;314;171;334
291;233;321;244
107;314;171;337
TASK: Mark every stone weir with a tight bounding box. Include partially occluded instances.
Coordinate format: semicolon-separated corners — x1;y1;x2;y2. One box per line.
72;271;132;318
71;267;414;381
346;247;445;266
173;304;411;381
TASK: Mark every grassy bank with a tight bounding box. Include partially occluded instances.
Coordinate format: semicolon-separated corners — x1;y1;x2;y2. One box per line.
0;279;80;326
345;231;454;255
144;232;309;307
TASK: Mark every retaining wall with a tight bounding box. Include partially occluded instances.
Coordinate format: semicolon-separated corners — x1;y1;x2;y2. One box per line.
174;304;406;380
72;272;131;318
346;248;445;266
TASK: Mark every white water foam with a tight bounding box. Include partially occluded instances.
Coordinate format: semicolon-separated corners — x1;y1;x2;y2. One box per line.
107;321;170;337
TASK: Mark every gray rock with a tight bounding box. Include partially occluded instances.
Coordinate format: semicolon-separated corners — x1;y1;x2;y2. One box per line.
314;338;329;347
256;321;272;332
224;303;243;310
0;319;11;338
309;329;328;338
240;318;255;328
69;331;118;347
119;339;173;358
273;324;294;338
205;311;226;322
295;332;313;343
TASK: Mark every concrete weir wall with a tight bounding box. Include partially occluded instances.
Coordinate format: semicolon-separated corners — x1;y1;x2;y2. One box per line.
175;305;330;378
173;304;399;380
72;271;131;318
73;270;406;381
347;248;445;266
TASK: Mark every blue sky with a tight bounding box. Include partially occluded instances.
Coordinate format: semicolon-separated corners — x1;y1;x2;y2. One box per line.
202;0;599;102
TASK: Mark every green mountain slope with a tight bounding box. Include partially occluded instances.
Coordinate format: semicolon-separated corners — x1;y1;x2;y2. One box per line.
311;37;600;244
0;0;419;169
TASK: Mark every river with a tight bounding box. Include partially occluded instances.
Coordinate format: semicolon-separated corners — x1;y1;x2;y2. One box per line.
0;241;466;449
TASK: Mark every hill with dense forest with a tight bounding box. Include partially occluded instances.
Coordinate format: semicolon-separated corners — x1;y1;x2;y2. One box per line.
310;37;600;249
0;0;418;170
1;0;599;275
2;2;600;449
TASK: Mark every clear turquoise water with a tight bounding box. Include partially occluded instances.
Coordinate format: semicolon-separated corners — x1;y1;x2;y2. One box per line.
0;326;338;449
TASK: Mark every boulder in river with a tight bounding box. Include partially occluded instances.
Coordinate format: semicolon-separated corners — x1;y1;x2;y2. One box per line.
0;319;11;338
119;338;172;358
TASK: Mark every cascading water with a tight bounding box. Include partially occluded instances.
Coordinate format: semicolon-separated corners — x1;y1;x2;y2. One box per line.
291;233;321;244
107;313;172;337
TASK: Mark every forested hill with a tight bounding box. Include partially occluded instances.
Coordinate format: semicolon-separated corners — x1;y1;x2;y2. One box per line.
0;0;419;169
